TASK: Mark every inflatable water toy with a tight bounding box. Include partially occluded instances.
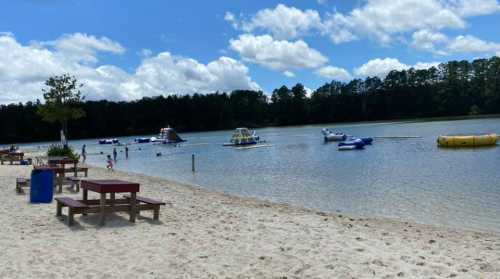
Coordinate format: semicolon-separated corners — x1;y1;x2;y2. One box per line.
437;134;497;147
225;128;262;146
134;138;151;144
338;138;365;149
338;145;364;151
98;139;119;145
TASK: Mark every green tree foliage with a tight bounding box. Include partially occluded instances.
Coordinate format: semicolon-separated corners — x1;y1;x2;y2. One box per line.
47;144;80;161
37;74;86;135
1;57;500;143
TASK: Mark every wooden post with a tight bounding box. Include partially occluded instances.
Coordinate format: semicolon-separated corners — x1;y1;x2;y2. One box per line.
191;154;195;172
130;192;137;223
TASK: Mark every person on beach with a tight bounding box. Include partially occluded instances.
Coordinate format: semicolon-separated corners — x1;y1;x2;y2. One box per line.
81;144;87;163
106;155;114;171
125;145;129;159
113;147;117;162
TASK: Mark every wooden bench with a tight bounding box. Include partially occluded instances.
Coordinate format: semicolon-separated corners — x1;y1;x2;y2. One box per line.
75;167;88;177
55;197;89;226
62;167;88;177
16;178;30;194
1;153;24;165
65;177;81;192
123;195;166;220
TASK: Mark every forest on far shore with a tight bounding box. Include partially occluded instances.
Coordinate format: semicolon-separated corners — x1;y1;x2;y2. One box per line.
2;56;500;143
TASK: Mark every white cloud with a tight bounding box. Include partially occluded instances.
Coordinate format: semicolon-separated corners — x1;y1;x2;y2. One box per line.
225;1;500;49
224;11;235;22
224;12;238;29
324;0;466;45
410;31;500;56
354;58;440;78
139;48;153;57
283;71;295;78
43;33;125;63
304;86;314;98
445;0;500;17
315;66;352;81
229;34;328;71
446;35;500;55
411;29;449;53
128;53;260;97
231;4;322;39
0;33;260;104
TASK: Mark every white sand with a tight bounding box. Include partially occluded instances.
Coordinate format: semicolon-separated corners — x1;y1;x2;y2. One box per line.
1;164;499;278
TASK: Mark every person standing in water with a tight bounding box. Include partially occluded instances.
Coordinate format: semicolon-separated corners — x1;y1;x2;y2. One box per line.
106;155;114;171
81;144;87;163
113;147;117;162
125;145;129;159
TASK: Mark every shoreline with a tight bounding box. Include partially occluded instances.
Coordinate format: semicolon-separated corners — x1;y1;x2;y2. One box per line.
91;163;500;236
2;164;500;278
6;114;500;146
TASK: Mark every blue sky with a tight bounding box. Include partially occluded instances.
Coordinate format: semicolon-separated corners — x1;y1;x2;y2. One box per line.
1;0;499;103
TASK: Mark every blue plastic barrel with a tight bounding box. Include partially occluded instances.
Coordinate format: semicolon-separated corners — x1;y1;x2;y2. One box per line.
30;169;54;203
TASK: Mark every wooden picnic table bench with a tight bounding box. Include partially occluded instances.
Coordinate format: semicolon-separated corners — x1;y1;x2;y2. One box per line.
55;180;166;226
55;197;89;226
16;177;30;194
1;152;24;165
123;195;166;220
82;179;140;226
65;176;81;192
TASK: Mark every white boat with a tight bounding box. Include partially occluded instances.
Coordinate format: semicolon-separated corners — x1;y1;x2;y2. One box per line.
227;127;261;146
151;126;185;144
322;128;347;142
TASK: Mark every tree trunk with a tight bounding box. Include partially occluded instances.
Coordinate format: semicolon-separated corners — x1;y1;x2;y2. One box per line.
62;119;68;148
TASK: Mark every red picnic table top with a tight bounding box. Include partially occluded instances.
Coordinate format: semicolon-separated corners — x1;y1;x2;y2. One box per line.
48;158;77;165
33;165;66;174
81;179;140;193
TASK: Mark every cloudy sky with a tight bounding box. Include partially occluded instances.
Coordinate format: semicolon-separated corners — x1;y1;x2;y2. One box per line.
1;0;499;104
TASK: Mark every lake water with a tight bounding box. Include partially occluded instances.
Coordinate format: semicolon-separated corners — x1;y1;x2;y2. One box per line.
23;118;500;232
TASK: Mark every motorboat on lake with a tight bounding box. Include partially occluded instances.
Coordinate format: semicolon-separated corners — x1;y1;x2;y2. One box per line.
322;128;347;142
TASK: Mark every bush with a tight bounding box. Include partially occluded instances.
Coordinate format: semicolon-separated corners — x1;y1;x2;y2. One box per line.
47;144;80;161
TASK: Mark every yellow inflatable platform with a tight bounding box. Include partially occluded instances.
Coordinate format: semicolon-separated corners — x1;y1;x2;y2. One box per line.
437;134;498;147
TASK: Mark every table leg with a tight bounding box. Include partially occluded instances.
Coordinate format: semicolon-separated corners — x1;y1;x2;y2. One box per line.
110;193;115;208
58;175;63;193
82;188;88;215
129;192;137;223
99;193;106;226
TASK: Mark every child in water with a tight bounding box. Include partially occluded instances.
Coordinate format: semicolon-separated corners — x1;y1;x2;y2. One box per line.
106;155;114;171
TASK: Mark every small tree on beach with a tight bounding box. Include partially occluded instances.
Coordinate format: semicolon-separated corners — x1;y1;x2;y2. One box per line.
37;74;86;137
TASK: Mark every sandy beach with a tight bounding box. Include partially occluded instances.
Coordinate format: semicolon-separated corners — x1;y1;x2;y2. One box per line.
1;163;500;279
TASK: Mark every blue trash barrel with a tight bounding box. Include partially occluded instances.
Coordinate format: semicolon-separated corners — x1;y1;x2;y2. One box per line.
30;169;54;203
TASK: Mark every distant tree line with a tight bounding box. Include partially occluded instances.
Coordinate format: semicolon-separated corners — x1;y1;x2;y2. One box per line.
2;57;500;143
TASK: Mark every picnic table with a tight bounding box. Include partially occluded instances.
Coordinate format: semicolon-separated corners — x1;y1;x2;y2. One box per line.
48;157;88;177
1;152;24;165
81;179;139;225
